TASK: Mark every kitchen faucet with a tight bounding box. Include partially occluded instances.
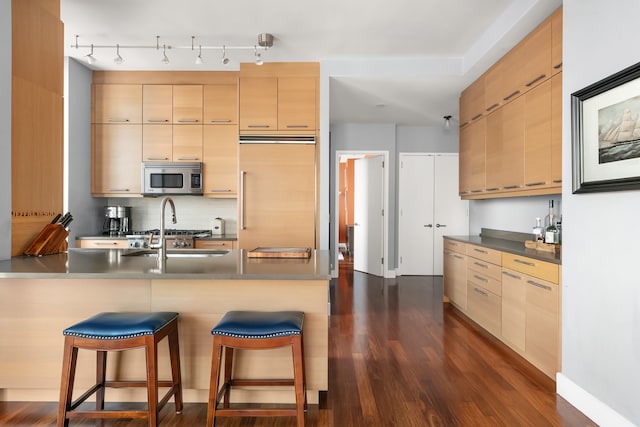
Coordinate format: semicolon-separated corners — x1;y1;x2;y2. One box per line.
149;196;177;260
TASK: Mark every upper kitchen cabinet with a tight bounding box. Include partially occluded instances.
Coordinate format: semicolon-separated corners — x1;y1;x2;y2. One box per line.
239;63;319;134
204;84;238;125
459;75;485;128
517;19;552;93
143;85;172;123
92;84;142;124
92;124;142;196
173;85;203;124
550;7;563;74
203;125;238;197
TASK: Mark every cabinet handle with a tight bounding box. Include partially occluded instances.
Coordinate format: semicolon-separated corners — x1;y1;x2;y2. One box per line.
471;113;483;121
473;274;488;282
95;242;118;246
525;182;546;187
553;179;562;183
527;280;552;291
525;74;547;87
147;119;169;123
486;103;500;112
503;91;520;101
240;170;246;230
473;261;488;269
513;258;535;267
247;124;270;128
199;242;229;247
209;189;232;193
286;125;309;128
209;119;232;123
146;157;169;161
502;271;521;279
473;287;488;297
553;62;563;70
107;188;130;192
176;157;199;161
460;121;470;127
177;119;199;123
436;223;447;228
453;255;464;260
473;248;488;254
486;187;500;191
503;185;520;189
108;118;130;123
471;189;483;193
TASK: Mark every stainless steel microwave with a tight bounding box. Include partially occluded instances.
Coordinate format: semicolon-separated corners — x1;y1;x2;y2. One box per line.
142;162;203;196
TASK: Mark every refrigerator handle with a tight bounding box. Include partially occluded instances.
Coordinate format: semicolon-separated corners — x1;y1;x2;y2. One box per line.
240;170;246;230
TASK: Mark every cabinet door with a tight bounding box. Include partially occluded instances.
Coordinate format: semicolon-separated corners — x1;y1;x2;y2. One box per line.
203;84;238;125
143;85;172;124
239;78;277;131
194;240;236;250
525;276;559;378
501;269;526;353
142;125;172;161
467;282;501;337
468;118;486;195
444;249;467;311
76;239;128;249
92;124;142;195
173;125;202;161
173;85;203;124
93;84;142;124
485;109;503;192
524;80;552;189
550;8;563;74
203;125;238;196
484;63;504;114
278;77;317;130
501;96;525;191
459;124;472;195
551;73;562;186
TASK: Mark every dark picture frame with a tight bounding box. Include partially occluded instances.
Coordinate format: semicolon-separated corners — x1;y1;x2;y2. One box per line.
572;61;640;193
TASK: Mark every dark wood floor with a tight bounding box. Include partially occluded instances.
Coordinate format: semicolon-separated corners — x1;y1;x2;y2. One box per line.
0;257;595;426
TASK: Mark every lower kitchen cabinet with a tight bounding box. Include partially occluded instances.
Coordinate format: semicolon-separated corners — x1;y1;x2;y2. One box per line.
194;239;236;250
76;239;128;249
443;240;467;311
466;243;502;337
467;281;502;337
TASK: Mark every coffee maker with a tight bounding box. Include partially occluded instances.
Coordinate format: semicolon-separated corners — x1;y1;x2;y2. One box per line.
103;206;131;236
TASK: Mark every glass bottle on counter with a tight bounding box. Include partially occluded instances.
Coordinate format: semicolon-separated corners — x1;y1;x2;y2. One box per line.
545;213;559;244
532;217;544;242
544;200;555;229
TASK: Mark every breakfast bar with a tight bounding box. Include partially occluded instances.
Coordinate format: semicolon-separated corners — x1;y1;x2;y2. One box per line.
0;249;330;405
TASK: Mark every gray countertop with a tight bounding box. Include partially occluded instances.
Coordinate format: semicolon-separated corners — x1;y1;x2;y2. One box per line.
444;231;561;265
0;249;330;280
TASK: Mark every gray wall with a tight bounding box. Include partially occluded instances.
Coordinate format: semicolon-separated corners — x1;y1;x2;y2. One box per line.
65;57;104;246
0;1;11;260
557;1;640;425
469;196;561;235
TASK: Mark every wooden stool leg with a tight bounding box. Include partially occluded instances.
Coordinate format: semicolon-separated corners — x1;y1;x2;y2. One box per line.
207;336;224;427
168;325;184;413
57;337;78;427
146;336;159;427
292;335;306;427
96;350;107;411
223;346;234;408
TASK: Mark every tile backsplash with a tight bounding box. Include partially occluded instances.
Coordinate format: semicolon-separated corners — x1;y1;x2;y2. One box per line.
107;197;237;233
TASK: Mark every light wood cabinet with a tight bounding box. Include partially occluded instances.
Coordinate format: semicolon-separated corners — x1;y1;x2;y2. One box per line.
194;240;236;250
484;109;503;193
93;84;142;124
143;85;172;123
173;125;203;161
459;76;485;127
501;269;526;353
551;73;562;186
550;7;563;74
239;78;278;131
204;84;238;124
76;239;128;249
484;62;504;114
501;96;525;192
466;244;502;337
502;253;558;283
142;125;173;161
459;118;486;195
92;124;142;195
203;125;238;197
278;77;317;130
173;85;203;124
517;19;552;93
467;281;502;337
443;241;467;311
524;79;552;189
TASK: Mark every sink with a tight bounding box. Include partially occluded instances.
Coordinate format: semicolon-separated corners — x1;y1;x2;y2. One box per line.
123;249;229;258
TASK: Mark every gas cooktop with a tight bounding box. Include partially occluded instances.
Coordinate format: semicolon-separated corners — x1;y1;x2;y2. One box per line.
129;229;211;237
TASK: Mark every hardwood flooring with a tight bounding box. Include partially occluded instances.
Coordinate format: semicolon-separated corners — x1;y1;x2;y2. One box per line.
0;258;595;426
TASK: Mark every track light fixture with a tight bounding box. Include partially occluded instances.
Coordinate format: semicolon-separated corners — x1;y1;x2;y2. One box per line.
72;33;274;66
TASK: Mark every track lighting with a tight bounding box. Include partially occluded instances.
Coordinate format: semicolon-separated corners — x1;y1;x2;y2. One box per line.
72;34;275;66
443;115;452;129
113;44;124;64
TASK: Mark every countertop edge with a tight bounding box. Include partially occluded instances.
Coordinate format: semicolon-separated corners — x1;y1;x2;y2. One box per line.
444;235;561;265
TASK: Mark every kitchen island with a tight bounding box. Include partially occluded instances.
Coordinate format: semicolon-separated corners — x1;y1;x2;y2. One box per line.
0;249;330;404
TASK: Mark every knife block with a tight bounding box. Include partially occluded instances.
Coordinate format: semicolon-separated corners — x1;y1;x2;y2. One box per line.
24;224;69;256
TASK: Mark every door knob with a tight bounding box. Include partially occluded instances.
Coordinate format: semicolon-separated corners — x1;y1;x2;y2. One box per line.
424;224;433;228
436;223;447;228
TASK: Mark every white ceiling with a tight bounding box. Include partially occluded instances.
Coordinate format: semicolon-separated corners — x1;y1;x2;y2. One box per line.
61;0;562;127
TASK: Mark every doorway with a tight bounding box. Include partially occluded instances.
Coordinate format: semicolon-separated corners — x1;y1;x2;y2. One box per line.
334;150;389;278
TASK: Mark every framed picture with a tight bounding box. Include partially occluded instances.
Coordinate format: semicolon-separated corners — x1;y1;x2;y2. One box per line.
572;61;640;193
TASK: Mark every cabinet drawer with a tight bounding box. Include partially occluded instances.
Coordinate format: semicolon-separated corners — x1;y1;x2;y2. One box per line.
444;239;466;253
468;269;501;296
194;240;235;250
468;258;501;280
502;253;558;283
76;239;128;249
467;282;502;337
466;244;501;265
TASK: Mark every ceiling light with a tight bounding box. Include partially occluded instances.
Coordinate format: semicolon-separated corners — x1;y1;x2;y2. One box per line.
195;45;204;65
443;115;452;129
221;45;229;65
254;46;263;66
113;44;124;64
162;44;170;64
85;44;96;65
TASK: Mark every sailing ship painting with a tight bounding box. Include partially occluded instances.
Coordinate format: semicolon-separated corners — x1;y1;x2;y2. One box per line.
598;95;640;163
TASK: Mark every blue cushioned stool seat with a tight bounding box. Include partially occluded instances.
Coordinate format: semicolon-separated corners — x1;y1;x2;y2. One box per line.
207;310;307;427
57;311;183;427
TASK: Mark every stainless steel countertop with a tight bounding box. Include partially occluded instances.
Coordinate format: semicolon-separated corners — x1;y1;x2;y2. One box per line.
0;249;330;280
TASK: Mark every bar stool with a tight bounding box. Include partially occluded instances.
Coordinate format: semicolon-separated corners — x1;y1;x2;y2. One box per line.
207;310;307;427
57;311;183;427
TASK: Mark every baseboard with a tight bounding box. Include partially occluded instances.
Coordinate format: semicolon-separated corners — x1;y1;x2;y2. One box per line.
556;373;635;427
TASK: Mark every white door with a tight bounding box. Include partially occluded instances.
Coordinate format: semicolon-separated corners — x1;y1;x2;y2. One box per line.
398;153;468;275
433;154;469;275
398;155;435;275
353;156;384;276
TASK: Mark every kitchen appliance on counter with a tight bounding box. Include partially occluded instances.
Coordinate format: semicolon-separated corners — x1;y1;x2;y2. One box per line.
127;229;211;249
142;162;203;196
212;218;225;236
103;206;131;236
